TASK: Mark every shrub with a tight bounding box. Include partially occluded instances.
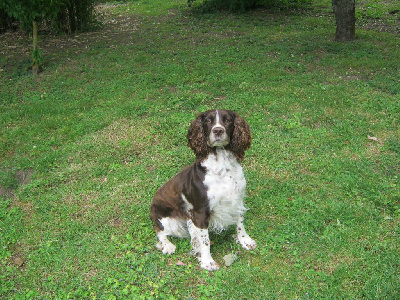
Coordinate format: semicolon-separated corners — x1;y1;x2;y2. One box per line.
0;0;97;34
0;8;16;33
189;0;313;12
52;0;98;33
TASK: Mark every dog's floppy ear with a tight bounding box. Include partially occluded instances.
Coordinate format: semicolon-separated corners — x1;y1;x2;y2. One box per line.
230;112;252;161
187;112;209;159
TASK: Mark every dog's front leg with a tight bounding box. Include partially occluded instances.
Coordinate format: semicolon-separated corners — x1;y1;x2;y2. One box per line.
187;219;219;271
236;215;257;250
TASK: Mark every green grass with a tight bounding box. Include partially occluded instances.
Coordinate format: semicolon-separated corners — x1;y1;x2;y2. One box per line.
1;0;399;298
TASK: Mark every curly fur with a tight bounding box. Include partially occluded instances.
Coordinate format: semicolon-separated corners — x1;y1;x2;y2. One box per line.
230;112;252;161
187;110;251;161
187;112;209;159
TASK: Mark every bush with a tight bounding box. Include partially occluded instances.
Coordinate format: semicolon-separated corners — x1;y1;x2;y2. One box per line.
52;0;98;33
0;0;97;34
0;8;16;33
189;0;313;12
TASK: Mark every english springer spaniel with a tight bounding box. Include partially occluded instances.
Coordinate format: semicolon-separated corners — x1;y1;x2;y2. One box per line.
150;109;257;270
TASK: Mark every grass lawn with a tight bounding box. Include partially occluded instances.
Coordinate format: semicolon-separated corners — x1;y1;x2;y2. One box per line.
1;0;399;298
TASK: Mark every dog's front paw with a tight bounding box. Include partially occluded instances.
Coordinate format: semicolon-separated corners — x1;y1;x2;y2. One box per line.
156;242;176;254
237;235;257;250
200;259;219;271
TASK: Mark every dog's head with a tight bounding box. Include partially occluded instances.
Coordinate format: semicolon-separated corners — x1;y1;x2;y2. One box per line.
187;109;251;161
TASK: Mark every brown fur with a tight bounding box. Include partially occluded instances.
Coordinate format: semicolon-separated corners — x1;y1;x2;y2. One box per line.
186;110;251;162
230;112;252;161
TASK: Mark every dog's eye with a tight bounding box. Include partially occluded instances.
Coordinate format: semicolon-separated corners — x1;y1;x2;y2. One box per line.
224;118;232;124
206;118;213;124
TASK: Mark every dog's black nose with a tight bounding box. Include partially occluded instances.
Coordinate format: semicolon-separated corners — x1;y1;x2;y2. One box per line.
212;127;225;136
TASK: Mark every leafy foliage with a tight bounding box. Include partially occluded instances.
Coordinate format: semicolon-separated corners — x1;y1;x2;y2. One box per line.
0;8;15;33
51;0;98;33
0;0;55;29
0;0;97;33
189;0;313;12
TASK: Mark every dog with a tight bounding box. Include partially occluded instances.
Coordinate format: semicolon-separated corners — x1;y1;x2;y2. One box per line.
150;109;256;270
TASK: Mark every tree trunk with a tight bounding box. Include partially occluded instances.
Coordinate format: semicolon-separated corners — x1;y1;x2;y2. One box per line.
332;0;356;41
32;21;39;75
68;2;76;34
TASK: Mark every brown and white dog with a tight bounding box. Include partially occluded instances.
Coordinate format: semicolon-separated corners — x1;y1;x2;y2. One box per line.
150;109;256;270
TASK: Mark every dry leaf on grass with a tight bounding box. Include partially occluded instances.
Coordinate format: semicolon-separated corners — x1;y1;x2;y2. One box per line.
367;135;379;142
176;260;186;266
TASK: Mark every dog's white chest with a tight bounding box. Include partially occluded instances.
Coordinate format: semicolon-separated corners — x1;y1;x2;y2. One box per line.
201;149;247;232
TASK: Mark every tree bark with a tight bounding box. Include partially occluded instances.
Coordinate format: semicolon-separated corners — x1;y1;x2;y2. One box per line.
332;0;356;41
32;21;39;75
68;2;76;34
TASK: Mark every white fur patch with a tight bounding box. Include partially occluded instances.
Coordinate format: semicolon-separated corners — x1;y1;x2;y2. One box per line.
209;110;229;147
158;217;189;238
181;194;194;213
201;148;247;233
215;109;220;125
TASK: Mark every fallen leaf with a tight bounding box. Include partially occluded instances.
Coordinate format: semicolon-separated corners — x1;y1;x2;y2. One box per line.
367;135;379;142
176;260;186;266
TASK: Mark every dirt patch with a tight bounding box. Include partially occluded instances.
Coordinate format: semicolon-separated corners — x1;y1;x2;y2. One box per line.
12;255;26;268
0;168;34;198
0;185;13;198
357;17;399;34
15;169;33;185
